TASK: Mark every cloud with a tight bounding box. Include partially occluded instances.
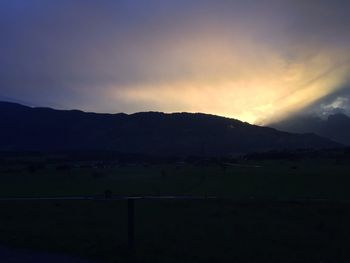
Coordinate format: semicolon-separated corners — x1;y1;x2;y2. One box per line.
300;85;350;118
0;0;350;122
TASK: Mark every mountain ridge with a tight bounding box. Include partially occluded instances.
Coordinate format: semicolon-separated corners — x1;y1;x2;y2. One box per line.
0;101;341;156
270;113;350;145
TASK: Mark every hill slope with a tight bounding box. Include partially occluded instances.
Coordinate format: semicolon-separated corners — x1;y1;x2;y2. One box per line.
0;101;340;156
270;113;350;145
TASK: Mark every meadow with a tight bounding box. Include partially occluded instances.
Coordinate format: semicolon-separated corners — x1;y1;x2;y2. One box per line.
0;154;350;262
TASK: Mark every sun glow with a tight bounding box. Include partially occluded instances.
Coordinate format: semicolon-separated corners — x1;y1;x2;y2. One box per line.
111;39;350;124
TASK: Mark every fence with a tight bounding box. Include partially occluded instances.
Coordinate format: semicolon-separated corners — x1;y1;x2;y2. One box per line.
0;195;218;250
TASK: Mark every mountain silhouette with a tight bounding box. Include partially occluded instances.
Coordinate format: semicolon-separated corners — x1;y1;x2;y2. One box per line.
0;101;341;156
270;113;350;145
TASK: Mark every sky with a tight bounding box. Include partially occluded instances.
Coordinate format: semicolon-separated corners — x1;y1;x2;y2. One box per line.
1;0;350;124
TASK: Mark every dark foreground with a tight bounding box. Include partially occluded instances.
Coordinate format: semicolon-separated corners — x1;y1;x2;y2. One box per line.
1;199;350;263
0;246;94;263
0;153;350;262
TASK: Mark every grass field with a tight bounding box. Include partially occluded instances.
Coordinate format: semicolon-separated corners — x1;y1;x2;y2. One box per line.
1;157;350;199
1;155;350;262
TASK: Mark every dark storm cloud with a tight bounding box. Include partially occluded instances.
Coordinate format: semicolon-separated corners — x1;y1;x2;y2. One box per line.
302;84;350;117
0;0;350;119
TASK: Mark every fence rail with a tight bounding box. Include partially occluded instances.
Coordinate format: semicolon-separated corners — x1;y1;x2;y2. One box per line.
0;195;217;201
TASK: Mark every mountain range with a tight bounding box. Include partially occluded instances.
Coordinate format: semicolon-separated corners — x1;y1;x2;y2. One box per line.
0;101;341;156
270;113;350;146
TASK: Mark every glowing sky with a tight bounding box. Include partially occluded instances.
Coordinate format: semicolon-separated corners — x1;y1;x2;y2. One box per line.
1;0;350;124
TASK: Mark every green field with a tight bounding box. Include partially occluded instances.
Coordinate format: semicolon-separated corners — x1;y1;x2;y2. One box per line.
1;155;350;262
1;156;350;199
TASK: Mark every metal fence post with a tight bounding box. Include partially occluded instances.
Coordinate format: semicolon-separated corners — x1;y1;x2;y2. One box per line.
127;199;135;250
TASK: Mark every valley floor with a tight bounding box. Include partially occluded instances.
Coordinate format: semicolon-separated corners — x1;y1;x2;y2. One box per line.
1;154;350;262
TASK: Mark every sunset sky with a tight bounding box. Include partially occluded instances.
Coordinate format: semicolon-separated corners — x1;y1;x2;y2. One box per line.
1;0;350;124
